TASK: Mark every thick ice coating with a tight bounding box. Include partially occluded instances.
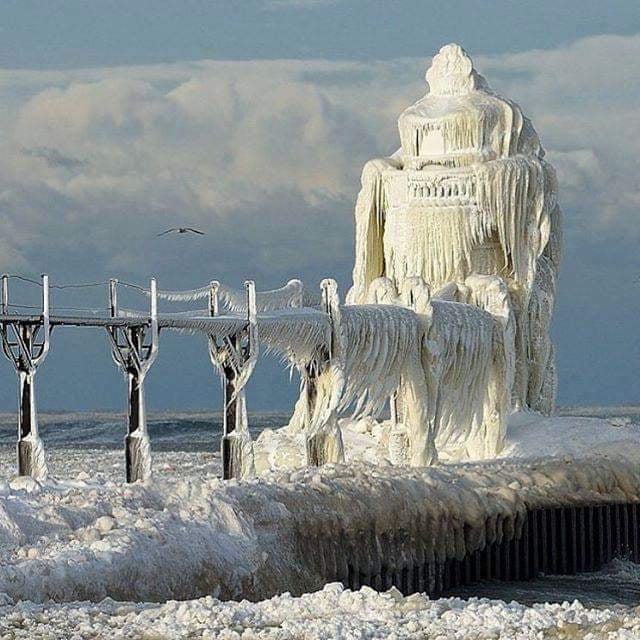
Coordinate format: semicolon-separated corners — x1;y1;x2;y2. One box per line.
0;450;639;604
348;43;561;417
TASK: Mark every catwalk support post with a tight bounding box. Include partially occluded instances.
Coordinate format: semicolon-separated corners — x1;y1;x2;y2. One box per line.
107;278;158;482
0;274;50;479
208;280;257;480
305;278;345;466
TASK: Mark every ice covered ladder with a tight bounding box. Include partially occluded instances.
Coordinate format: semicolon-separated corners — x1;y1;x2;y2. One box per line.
107;278;158;483
0;274;50;479
208;280;257;480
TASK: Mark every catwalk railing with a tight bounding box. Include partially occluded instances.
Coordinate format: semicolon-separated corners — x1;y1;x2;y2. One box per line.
0;273;333;482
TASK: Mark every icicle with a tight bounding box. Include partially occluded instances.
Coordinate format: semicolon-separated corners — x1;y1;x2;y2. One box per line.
218;279;304;313
415;297;510;461
348;157;401;304
305;279;345;466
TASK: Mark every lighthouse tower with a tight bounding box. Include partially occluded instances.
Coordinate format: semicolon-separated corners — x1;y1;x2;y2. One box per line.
348;44;562;414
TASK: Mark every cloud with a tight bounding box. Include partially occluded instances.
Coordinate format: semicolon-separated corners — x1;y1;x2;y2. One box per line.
473;34;640;241
0;62;372;284
0;33;638;289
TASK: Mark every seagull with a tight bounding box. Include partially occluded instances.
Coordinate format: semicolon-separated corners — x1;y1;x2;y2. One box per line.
156;227;205;237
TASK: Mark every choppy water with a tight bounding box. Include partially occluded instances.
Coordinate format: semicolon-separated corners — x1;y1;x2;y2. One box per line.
0;405;637;609
0;411;280;451
451;558;640;608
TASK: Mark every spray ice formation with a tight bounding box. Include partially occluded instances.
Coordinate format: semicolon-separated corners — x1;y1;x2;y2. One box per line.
253;44;562;467
348;43;561;419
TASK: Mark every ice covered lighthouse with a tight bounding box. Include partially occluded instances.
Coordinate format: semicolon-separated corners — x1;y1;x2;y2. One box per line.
348;43;561;417
251;42;563;469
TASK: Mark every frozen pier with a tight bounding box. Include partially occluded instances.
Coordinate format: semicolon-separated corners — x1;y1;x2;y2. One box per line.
0;455;638;604
0;273;333;483
235;459;640;602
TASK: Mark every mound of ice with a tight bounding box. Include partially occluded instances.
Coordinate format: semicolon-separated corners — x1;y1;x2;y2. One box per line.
0;473;265;603
0;582;639;639
255;412;640;471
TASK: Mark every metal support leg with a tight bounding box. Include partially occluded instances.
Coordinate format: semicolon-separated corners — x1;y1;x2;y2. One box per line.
209;281;257;480
0;274;50;479
107;278;158;483
124;348;151;482
305;279;345;466
17;369;47;477
302;361;318;460
221;361;241;479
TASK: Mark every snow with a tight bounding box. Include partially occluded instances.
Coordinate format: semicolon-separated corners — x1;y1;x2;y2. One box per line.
1;582;640;639
502;412;640;462
0;412;637;636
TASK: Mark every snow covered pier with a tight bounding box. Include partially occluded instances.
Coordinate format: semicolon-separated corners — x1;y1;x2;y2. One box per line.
1;456;638;605
228;458;640;602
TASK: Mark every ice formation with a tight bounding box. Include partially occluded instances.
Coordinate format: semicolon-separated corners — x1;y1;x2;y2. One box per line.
247;272;512;467
253;44;564;469
1;439;640;604
348;43;561;418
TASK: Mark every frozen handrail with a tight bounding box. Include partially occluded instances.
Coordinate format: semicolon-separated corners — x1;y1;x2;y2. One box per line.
218;279;303;312
4;274;109;289
118;280;211;301
0;272;341;483
117;278;309;311
3;273;318;313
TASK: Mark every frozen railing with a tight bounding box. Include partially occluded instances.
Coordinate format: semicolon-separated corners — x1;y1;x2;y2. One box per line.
0;273;336;483
1;272;453;484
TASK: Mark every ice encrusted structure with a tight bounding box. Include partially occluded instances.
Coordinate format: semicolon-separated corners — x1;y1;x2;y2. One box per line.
254;273;512;466
263;44;559;465
348;44;561;416
364;275;513;461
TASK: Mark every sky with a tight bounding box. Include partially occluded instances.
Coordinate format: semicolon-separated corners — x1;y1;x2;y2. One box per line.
0;1;638;414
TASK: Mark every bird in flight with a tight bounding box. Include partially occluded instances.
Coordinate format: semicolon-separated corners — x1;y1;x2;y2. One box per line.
156;227;205;237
